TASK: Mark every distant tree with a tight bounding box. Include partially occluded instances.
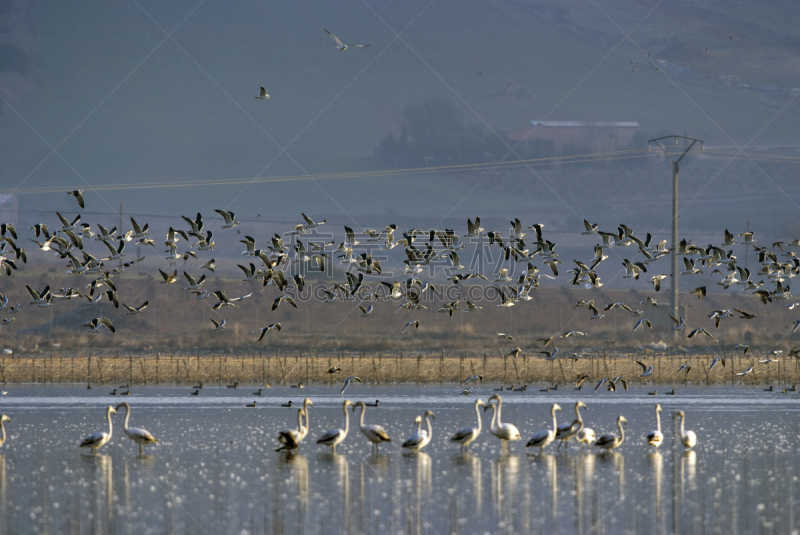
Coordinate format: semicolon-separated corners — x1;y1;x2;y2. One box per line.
378;98;501;167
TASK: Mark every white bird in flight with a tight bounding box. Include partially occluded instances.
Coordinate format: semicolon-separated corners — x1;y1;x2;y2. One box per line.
636;360;653;377
340;376;362;395
402;320;420;333
325;29;369;51
255;86;271;99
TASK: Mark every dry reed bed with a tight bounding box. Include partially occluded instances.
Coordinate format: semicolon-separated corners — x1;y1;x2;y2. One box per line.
0;352;797;387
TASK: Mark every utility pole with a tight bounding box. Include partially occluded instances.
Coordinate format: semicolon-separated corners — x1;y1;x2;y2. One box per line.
647;135;703;340
119;199;124;267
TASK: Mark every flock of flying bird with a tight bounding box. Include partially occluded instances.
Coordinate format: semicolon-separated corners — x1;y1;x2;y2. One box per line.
0;395;696;457
0;188;797;386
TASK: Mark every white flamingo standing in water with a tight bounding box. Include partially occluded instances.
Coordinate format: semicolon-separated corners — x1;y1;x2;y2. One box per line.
574;402;595;451
116;402;159;455
296;398;313;442
0;414;9;447
647;404;664;448
353;401;391;452
450;399;485;452
673;411;697;449
576;425;596;451
276;409;305;451
316;400;353;453
80;406;116;454
594;415;627;451
402;410;435;451
526;403;562;451
484;394;521;451
277;398;313;450
555;401;586;450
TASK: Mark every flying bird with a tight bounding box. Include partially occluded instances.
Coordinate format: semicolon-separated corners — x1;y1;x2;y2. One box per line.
258;323;281;341
688;328;716;341
593;378;609;393
123;301;148;316
340;376;362;395
668;314;685;330
539;348;559;360
272;295;297;311
402;320;420;333
255;86;271;99
650;274;669;291
636;360;653;377
709;357;726;371
214;209;239;229
689;286;706;300
461;374;483;385
82;317;116;334
158;269;178;284
68;190;85;208
561;330;586;338
325;29;369;51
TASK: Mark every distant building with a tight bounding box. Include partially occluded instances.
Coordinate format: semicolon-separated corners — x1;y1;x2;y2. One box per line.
0;194;18;224
505;121;640;155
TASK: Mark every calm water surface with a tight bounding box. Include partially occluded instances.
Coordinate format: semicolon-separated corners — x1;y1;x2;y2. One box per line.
0;384;798;534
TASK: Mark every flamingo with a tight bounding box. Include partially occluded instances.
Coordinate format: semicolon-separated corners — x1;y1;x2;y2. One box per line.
316;400;353;453
555;401;586;450
115;402;159;455
0;414;9;446
484;394;521;451
450;399;485;452
276;409;305;451
402;410;435;451
353;401;391;452
647;404;664;448
80;405;116;454
576;426;596;451
526;403;562;451
296;398;313;442
673;411;697;449
277;398;313;450
594;415;627;451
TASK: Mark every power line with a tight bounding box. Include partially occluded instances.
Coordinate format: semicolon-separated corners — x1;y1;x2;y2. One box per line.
3;145;799;197
0;149;653;195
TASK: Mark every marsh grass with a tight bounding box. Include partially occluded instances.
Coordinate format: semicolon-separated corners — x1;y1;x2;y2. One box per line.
1;350;794;388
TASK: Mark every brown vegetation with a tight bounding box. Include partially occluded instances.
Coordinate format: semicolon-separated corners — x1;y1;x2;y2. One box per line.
1;351;796;387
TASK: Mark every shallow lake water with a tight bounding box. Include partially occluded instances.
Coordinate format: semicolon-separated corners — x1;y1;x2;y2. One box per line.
0;383;799;534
